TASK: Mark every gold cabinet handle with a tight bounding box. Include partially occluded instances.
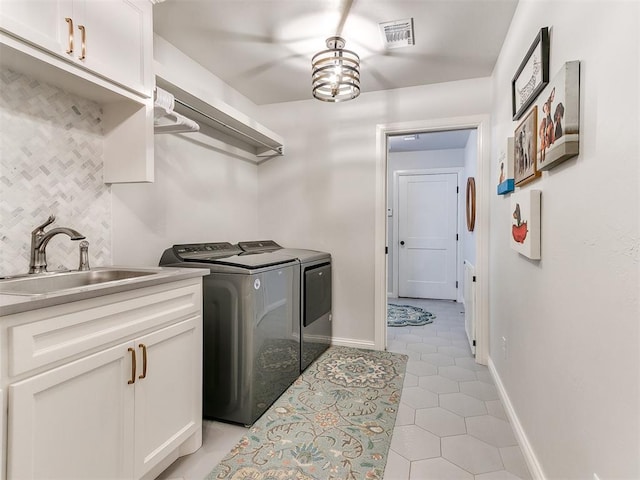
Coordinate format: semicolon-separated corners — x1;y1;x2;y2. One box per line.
127;347;136;384
138;344;147;379
65;17;74;54
78;24;86;60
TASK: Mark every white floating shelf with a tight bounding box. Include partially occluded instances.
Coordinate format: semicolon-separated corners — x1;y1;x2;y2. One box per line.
154;74;284;161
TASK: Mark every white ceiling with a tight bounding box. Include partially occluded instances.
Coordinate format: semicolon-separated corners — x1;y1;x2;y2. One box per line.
153;0;518;105
388;129;474;152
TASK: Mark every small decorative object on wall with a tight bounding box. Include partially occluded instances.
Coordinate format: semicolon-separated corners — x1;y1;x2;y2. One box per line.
510;189;541;259
497;137;515;195
514;106;540;186
512;27;549;120
466;177;476;232
536;60;581;171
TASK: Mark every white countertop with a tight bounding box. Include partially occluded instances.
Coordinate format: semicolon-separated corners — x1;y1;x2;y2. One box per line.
0;266;209;316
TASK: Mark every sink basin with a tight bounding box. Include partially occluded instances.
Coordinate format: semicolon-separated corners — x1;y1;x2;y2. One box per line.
0;269;158;295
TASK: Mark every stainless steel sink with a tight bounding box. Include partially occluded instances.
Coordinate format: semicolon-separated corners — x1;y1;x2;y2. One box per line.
0;269;158;295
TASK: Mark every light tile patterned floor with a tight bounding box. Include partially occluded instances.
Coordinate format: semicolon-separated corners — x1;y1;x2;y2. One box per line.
384;298;531;480
157;299;532;480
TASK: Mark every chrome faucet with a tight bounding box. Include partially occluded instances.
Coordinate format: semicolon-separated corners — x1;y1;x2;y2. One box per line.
29;215;86;274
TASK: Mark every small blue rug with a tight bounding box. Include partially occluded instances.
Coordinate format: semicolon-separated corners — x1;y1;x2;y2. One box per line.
387;304;435;327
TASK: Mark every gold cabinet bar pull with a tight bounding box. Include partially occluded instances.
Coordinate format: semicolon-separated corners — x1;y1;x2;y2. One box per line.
65;17;74;54
78;24;86;60
138;344;147;379
127;347;136;384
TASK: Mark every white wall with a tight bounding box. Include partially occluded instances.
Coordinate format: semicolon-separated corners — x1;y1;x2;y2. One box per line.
256;78;492;346
111;37;260;266
489;2;639;479
386;149;465;296
111;130;259;266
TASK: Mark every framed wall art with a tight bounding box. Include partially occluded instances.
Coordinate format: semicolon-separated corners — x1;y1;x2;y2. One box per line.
536;60;581;171
497;137;515;195
514;106;540;186
512;27;549;120
510;189;541;259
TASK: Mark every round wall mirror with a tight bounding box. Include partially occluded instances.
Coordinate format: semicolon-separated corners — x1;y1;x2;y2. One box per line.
466;177;476;232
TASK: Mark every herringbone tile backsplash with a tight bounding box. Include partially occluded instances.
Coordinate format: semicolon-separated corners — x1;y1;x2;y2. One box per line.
0;68;112;276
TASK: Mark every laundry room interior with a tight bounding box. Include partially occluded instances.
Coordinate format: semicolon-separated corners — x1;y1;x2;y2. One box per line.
0;1;638;480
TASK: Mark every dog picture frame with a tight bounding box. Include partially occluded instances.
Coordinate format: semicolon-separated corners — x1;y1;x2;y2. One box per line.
512;27;549;120
511;189;541;259
536;60;581;171
514;106;540;186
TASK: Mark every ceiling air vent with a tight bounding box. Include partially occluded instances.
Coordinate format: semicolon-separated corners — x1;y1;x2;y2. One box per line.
379;18;415;49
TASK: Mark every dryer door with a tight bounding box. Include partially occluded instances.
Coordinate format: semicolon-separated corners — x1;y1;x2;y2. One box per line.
302;262;332;371
304;263;332;327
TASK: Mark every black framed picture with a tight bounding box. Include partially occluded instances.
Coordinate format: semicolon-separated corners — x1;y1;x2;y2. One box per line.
511;27;550;120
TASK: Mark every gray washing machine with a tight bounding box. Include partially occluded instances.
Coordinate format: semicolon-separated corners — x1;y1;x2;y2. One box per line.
159;242;300;425
238;241;332;372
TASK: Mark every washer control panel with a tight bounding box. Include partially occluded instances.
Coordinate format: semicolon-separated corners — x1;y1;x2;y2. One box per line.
173;242;241;260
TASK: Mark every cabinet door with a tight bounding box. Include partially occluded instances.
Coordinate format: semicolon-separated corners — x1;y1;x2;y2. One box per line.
134;317;202;478
8;343;135;480
79;0;153;97
0;0;73;57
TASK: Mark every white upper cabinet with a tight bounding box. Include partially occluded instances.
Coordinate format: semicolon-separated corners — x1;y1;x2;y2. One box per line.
0;1;73;55
0;0;153;98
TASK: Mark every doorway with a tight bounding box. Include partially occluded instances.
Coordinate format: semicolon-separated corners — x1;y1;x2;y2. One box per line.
374;116;491;365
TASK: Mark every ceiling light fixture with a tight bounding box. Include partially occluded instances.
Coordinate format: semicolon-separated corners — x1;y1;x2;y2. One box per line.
311;36;360;102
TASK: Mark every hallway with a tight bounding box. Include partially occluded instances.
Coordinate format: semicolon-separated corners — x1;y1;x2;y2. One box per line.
384;298;531;479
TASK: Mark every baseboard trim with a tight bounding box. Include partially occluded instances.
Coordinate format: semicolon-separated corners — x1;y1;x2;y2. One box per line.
488;357;545;480
331;337;377;350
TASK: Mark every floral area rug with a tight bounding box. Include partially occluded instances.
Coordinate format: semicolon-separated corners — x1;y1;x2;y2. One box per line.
387;303;435;327
206;346;408;480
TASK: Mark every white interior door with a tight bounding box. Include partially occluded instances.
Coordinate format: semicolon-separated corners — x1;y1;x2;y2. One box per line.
398;173;458;299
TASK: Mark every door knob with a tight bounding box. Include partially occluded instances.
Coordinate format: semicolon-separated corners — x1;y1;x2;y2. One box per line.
400;241;405;246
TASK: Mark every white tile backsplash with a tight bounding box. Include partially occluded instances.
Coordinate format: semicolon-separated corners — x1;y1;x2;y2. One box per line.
0;68;111;276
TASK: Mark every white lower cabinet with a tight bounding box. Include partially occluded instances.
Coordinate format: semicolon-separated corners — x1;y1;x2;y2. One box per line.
9;343;136;479
1;278;204;480
134;318;199;478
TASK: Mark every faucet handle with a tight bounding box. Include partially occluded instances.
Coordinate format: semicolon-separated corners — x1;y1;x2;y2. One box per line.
78;241;90;271
32;215;56;234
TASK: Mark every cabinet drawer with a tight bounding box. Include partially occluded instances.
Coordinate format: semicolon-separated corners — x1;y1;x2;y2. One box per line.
9;281;201;377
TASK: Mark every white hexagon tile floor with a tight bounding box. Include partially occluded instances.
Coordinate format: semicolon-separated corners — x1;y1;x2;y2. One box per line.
384;298;532;480
158;299;532;480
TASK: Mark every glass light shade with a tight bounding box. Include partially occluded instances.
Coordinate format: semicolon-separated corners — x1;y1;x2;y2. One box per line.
311;36;360;102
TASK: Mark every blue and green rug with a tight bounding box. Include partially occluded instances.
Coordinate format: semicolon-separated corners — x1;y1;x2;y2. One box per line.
387;303;435;327
206;346;408;480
